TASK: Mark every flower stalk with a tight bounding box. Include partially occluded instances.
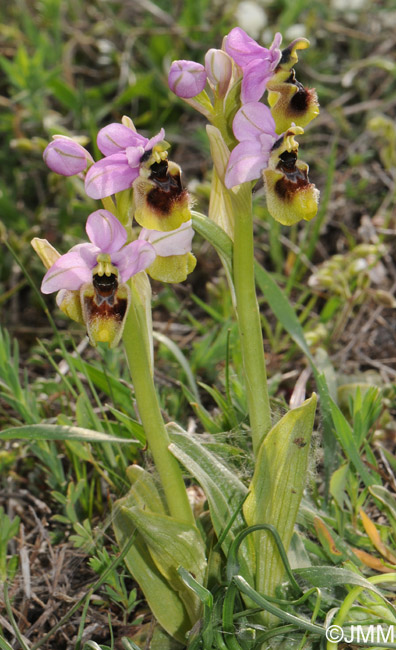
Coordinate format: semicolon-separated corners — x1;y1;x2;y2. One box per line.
231;185;271;455
122;277;194;526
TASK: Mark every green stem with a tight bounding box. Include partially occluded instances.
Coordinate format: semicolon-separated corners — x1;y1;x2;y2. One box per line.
122;277;194;526
232;187;271;455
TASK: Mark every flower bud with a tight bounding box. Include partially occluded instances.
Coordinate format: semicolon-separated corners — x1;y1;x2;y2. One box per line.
43;136;93;176
168;60;207;98
204;49;233;98
263;127;319;226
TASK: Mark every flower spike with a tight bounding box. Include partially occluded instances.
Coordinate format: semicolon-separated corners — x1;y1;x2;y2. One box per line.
263;127;319;226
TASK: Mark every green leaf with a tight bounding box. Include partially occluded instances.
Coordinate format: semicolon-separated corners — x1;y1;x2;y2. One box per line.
69;357;133;413
0;636;15;650
48;78;78;110
168;424;255;582
113;506;194;643
0;424;136;443
254;263;314;364
243;395;317;608
295;566;390;600
106;407;145;445
324;389;375;488
330;463;350;510
153;331;200;404
177;567;213;607
125;465;166;515
121;507;205;619
369;485;396;522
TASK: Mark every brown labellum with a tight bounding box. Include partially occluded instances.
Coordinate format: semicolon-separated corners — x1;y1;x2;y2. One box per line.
80;274;130;348
146;160;188;218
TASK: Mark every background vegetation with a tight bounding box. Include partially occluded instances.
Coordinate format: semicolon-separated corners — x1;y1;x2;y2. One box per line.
0;0;396;648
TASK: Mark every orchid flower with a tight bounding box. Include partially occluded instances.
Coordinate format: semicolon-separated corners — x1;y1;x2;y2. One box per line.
224;27;282;103
85;123;167;200
38;210;156;347
263;127;319;225
43;135;93;176
224;102;277;188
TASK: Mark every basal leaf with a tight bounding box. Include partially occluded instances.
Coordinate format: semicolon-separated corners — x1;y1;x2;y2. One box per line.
295;566;390;600
122;506;205;624
0;424;135;443
113;507;191;643
168;424;255;582
243;395;317;606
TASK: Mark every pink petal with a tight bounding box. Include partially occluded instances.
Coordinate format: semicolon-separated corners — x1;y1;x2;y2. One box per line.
43;137;92;176
224;27;269;67
224;141;267;188
86;210;127;253
68;242;99;269
41;249;93;293
85;153;137;199
112;241;156;282
126;146;145;167
139;220;194;257
240;59;274;103
232;102;276;141
270;32;283;62
145;128;166;151
168;60;207;98
97;123;147;156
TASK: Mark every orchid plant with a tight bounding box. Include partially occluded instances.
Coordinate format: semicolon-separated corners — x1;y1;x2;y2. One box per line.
33;26;322;648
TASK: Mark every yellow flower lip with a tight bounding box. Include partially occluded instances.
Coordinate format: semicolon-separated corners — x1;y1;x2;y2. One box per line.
263;127;319;226
133;159;192;232
81;280;130;348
